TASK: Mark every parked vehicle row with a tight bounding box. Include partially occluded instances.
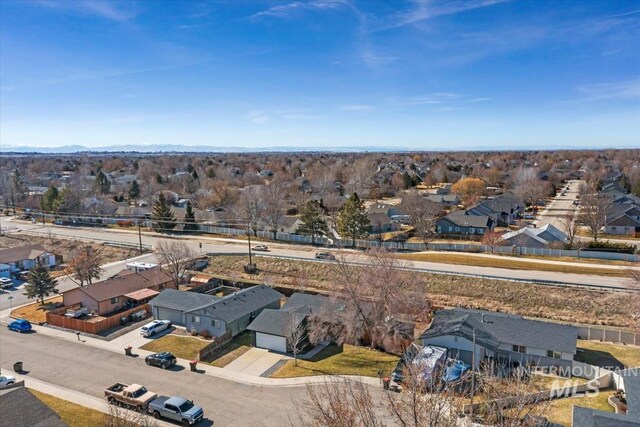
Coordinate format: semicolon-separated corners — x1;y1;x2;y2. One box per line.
105;383;204;426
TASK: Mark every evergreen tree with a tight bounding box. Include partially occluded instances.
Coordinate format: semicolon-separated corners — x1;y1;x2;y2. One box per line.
183;201;199;231
336;193;370;246
128;180;140;200
94;171;111;194
42;186;60;213
24;261;59;304
152;193;176;231
298;201;328;245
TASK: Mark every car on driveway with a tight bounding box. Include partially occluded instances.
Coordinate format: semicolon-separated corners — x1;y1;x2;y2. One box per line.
0;375;16;389
252;244;269;251
7;319;32;333
140;320;172;337
14;271;30;281
0;277;13;289
145;352;177;370
315;252;335;260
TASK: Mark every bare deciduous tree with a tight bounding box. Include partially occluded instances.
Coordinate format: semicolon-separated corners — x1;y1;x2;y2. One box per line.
578;191;611;243
156;240;194;288
239;185;265;235
262;181;288;240
286;311;308;366
104;404;159;427
514;167;549;212
400;192;442;246
66;245;104;286
451;177;486;207
310;250;430;352
559;212;579;248
481;230;503;253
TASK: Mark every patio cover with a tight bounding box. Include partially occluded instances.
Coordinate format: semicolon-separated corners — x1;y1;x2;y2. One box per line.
125;288;160;301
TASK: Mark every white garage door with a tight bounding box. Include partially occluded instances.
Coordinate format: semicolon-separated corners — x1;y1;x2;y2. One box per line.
255;333;287;353
156;307;183;326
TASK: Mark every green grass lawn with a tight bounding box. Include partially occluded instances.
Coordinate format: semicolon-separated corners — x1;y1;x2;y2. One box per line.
140;334;211;361
206;332;253;368
575;340;640;369
31;389;108;427
270;344;399;378
542;389;615;426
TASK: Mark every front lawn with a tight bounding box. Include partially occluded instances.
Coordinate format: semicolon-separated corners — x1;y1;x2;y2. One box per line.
575;340;640;369
11;296;63;324
30;389;108;427
205;332;252;368
270;344;399;378
140;334;210;361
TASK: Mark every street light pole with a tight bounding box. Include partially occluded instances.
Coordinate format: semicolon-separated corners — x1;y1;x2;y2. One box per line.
247;225;253;266
40;194;45;225
470;327;476;421
138;222;143;255
8;295;14;311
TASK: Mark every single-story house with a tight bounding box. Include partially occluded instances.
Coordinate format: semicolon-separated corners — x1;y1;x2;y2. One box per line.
62;267;174;316
499;224;567;249
425;194;460;207
278;216;304;234
436;210;494;235
466;192;523;226
420;308;577;370
605;203;640;236
0;244;57;278
367;212;400;233
150;285;283;337
0;384;66;427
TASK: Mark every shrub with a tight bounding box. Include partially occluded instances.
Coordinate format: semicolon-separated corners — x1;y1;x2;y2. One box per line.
116;220;134;227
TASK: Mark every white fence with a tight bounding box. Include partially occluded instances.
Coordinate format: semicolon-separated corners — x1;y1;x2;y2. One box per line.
199;225;639;262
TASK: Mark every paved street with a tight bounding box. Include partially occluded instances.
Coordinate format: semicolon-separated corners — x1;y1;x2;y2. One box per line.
535;180;580;230
0;328;307;427
3;218;633;289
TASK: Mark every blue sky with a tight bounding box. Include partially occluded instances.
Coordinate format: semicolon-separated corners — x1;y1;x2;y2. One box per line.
1;0;639;150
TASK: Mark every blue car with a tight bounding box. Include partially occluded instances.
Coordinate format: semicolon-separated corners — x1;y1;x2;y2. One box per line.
7;319;32;333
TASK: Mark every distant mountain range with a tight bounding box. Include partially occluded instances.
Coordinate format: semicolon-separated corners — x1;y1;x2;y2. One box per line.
0;143;636;154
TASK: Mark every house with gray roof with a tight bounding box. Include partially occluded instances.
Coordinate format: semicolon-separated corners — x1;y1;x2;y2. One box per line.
150;285;283;337
500;224;567;249
436;210;494;236
605;203;640;236
0;384;67;427
419;308;577;371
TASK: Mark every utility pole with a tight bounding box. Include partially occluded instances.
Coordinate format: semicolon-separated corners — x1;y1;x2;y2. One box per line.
138;222;143;255
40;194;45;225
247;224;253;266
470;327;476;421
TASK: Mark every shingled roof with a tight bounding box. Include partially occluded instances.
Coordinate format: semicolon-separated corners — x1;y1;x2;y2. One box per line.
420;308;577;354
0;244;49;264
75;268;172;302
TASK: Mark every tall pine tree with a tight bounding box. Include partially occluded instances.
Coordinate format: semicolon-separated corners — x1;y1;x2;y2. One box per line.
128;180;140;200
298;201;327;245
94;171;111;194
24;261;59;304
152;193;177;231
336;192;370;247
183;201;199;231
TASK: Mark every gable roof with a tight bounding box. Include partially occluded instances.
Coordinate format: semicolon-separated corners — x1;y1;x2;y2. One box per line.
197;285;283;322
420;308;577;354
439;210;493;228
283;292;346;313
74;268;172;302
0;386;67;427
500;224;567;246
572;406;640;427
0;244;49;264
150;288;218;311
247;307;308;337
621;368;640;418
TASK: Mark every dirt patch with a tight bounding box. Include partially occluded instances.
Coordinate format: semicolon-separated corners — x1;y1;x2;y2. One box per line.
204;255;635;328
0;234;143;265
10;296;63;324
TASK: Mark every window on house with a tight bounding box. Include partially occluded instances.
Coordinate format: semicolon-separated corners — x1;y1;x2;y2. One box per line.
211;319;220;328
469;228;475;234
448;227;453;232
159;284;164;290
478;229;484;234
437;226;442;233
110;297;119;304
192;316;200;324
547;350;561;359
455;227;460;232
512;345;526;353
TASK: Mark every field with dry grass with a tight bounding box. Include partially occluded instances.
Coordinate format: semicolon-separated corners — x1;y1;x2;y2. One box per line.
11;296;63;323
0;234;142;264
204;255;636;328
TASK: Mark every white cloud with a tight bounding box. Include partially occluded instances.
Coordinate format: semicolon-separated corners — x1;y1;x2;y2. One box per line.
341;105;373;111
247;110;270;124
575;80;640;102
249;0;347;20
33;0;139;21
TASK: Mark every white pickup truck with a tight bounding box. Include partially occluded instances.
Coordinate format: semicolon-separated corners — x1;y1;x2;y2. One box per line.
148;395;204;426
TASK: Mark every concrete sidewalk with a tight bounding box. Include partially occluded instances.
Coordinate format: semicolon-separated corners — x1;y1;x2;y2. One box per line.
1;368;175;427
0;312;379;388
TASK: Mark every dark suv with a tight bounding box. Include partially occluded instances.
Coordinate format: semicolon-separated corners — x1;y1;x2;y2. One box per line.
145;352;177;370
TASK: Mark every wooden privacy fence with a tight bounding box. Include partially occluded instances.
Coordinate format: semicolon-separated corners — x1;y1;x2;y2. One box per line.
46;304;150;335
198;330;233;361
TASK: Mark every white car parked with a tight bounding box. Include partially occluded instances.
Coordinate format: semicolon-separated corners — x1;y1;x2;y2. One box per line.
0;375;16;389
140;320;172;337
0;277;13;289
